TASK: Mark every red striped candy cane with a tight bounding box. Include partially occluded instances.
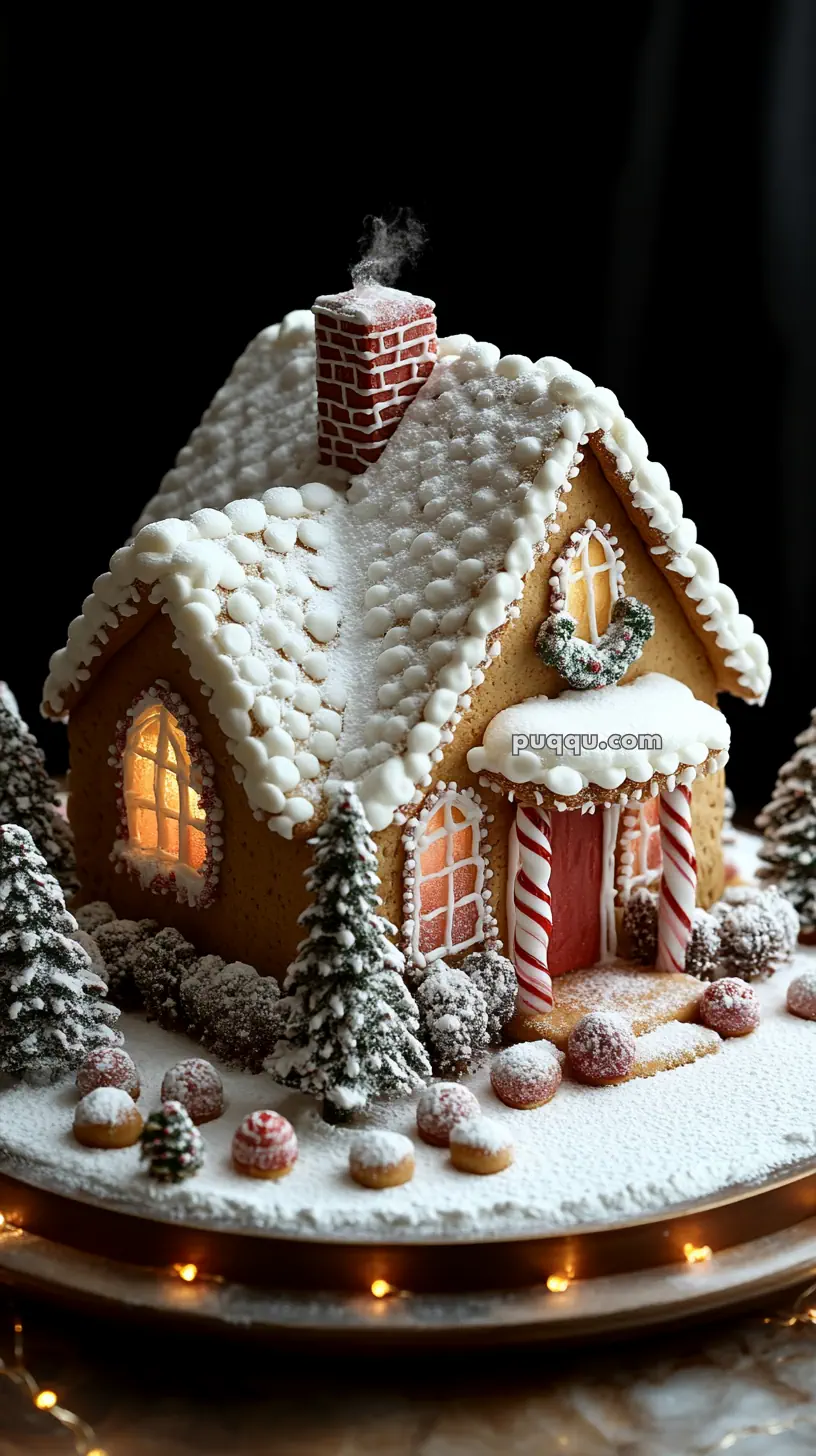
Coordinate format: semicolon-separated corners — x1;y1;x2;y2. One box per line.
509;804;554;1013
656;785;697;973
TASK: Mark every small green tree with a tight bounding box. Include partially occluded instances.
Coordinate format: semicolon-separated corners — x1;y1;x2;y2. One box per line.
0;824;120;1083
267;783;431;1122
0;703;77;893
140;1100;204;1182
757;709;816;938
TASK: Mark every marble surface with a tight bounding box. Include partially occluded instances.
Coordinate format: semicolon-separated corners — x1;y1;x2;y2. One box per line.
1;1287;814;1455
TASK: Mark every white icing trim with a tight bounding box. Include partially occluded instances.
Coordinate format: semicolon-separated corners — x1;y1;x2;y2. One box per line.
599;804;620;961
401;782;497;971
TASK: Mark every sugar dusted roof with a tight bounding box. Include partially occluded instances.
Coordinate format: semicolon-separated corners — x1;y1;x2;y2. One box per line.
44;322;771;838
132;311;342;534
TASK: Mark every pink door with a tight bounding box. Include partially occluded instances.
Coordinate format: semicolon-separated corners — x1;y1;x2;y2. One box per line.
547;809;604;977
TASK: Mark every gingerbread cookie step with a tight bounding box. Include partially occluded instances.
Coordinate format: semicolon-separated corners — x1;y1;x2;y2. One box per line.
510;966;704;1051
629;1021;721;1079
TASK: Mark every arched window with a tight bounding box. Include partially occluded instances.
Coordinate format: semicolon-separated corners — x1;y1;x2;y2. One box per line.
552;521;625;643
406;787;494;967
123;701;207;879
617;800;663;902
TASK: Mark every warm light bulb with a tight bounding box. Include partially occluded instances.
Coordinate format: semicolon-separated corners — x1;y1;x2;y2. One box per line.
0;1213;5;1229
370;1279;395;1299
174;1262;198;1282
35;1390;58;1410
546;1273;570;1293
683;1242;712;1265
87;1449;109;1456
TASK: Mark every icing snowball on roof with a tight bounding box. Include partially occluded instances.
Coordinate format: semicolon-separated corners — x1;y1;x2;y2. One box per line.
42;295;770;839
468;673;730;803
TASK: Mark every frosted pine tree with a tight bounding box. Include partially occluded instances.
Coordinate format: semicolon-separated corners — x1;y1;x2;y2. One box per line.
0;824;121;1083
0;702;77;894
757;709;815;939
267;784;431;1123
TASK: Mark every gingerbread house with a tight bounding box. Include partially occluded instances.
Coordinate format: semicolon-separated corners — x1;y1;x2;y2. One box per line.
42;283;771;1013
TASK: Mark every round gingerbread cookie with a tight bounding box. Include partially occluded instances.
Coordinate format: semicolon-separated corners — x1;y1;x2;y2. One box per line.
161;1058;224;1125
787;970;816;1022
699;978;760;1038
232;1111;298;1180
567;1011;637;1085
349;1131;415;1189
416;1083;480;1147
74;1087;144;1149
76;1046;140;1101
491;1042;562;1109
449;1115;513;1175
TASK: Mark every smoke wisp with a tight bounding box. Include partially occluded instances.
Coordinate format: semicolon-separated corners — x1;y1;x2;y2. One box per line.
351;210;427;289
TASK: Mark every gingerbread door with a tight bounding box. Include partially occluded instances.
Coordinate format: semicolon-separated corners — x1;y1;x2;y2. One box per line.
547;808;604;976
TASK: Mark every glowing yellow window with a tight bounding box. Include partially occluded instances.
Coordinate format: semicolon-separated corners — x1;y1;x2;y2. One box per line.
563;527;624;643
123;702;207;879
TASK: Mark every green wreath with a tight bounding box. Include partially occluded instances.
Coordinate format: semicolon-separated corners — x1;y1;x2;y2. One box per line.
536;596;655;690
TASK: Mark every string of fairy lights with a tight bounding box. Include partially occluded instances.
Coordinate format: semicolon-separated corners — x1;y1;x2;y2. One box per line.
0;1202;814;1453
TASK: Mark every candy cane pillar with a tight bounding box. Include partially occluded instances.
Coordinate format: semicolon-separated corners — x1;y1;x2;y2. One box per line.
656;785;698;972
508;804;554;1013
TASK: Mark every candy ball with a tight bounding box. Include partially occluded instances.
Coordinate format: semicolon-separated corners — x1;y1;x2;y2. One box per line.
567;1011;637;1085
160;1058;224;1125
786;970;816;1022
699;977;761;1037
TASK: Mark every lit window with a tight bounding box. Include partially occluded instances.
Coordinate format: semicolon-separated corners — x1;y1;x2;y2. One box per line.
411;791;486;963
618;799;663;901
123;703;207;877
558;524;624;643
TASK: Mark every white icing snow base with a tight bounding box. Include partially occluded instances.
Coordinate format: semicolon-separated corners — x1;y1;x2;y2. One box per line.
0;950;812;1241
469;673;730;799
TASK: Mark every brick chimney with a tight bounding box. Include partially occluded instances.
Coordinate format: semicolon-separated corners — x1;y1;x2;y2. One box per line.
312;285;437;474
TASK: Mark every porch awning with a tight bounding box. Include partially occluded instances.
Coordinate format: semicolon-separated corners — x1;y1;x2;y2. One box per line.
467;673;730;809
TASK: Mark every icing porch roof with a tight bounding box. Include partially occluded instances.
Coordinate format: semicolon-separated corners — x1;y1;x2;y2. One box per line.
43;327;770;838
468;673;731;807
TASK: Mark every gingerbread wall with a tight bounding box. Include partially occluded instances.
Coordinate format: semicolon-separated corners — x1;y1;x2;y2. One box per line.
68;611;312;976
377;447;725;959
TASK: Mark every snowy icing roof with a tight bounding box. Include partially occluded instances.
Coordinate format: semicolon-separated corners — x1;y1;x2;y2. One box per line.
468;673;731;806
44;324;771;838
132;311;344;533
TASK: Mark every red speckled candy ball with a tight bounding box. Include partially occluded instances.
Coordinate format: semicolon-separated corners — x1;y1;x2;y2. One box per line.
416;1082;480;1147
232;1111;298;1180
76;1047;140;1100
567;1011;637;1085
786;971;816;1022
491;1043;562;1109
699;977;761;1038
160;1058;224;1125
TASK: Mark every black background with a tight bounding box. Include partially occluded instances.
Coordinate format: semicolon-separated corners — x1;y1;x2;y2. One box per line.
9;4;815;817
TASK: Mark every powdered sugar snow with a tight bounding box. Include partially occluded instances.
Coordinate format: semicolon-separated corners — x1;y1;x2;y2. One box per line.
0;946;812;1240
